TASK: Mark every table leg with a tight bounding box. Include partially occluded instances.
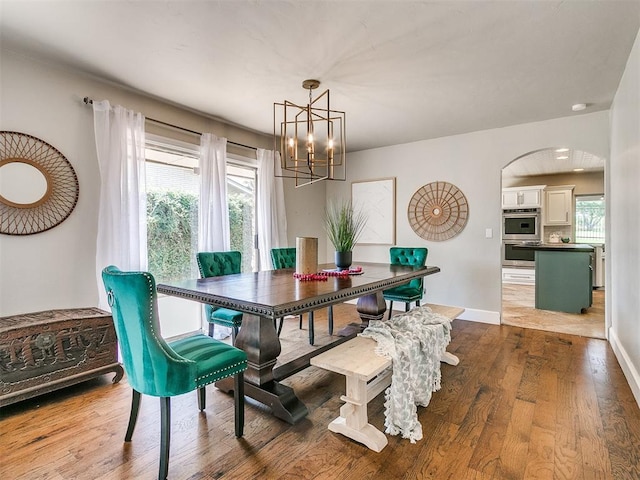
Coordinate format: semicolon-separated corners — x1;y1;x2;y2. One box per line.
337;291;387;336
215;313;308;424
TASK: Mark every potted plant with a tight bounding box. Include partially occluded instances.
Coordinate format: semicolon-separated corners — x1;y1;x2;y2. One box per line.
324;200;367;270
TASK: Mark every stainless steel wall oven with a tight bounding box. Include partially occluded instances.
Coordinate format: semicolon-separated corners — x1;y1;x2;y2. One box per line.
502;208;541;241
502;242;536;267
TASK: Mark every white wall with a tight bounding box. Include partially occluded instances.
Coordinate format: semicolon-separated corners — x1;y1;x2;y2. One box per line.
282;179;328;258
609;30;640;406
327;112;610;323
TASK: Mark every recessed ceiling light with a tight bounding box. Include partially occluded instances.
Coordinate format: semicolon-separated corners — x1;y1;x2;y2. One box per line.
557;155;569;160
572;103;587;111
555;148;569;153
573;168;585;172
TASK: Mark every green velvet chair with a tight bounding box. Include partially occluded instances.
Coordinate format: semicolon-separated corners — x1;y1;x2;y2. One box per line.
382;247;428;319
196;251;244;343
101;266;247;480
270;247;333;345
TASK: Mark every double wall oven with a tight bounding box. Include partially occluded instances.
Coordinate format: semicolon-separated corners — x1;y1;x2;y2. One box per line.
502;208;541;267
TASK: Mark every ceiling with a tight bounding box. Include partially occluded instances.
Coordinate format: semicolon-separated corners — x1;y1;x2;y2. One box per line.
502;148;605;179
1;1;639;175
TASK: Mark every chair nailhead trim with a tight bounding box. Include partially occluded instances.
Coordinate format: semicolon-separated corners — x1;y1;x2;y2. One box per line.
197;360;248;382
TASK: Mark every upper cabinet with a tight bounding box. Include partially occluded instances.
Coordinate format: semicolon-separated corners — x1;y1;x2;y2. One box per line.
501;185;545;209
544;185;575;225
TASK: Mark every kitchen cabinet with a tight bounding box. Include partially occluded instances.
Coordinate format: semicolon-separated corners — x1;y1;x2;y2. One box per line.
502;185;545;209
544;186;574;225
502;267;535;285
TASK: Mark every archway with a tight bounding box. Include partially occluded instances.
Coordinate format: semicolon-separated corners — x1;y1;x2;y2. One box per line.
500;147;606;338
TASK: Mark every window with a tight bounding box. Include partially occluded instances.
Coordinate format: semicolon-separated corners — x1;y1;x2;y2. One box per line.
146;139;200;284
145;135;257;338
575;195;605;244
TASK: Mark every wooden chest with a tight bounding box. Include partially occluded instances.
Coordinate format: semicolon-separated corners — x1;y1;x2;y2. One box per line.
0;308;123;407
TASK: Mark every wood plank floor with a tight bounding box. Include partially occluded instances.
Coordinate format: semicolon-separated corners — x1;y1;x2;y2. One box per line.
1;304;639;480
502;284;605;339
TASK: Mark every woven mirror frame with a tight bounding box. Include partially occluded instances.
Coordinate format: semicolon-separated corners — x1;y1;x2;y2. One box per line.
0;131;79;235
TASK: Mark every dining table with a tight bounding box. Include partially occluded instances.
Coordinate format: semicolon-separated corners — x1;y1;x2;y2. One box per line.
157;261;440;424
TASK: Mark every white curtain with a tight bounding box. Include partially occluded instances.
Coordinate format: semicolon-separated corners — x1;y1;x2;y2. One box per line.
257;149;288;270
92;100;147;310
199;133;230;252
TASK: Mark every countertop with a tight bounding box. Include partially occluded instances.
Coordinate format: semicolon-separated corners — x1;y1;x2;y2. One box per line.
513;243;595;253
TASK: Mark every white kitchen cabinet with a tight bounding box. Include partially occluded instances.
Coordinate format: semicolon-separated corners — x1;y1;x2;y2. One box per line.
502;185;545;209
544;186;574;225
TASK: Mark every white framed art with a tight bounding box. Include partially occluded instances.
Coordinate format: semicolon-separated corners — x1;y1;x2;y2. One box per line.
351;177;396;245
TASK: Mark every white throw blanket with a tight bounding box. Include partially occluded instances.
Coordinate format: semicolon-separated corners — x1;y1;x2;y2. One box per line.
359;306;452;443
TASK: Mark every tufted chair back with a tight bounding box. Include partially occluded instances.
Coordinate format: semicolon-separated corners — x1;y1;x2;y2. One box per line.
389;247;428;291
196;252;243;335
197;251;242;278
271;247;296;270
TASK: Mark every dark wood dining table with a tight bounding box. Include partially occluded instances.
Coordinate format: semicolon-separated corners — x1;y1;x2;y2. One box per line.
157;261;440;424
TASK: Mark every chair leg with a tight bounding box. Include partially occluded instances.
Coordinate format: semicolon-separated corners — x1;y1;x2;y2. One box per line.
405;302;411;312
159;397;171;480
388;301;394;320
208;322;214;337
125;389;141;441
308;311;315;345
198;386;206;411
328;306;334;336
277;317;284;336
234;372;245;438
299;315;303;329
416;300;421;308
232;326;239;344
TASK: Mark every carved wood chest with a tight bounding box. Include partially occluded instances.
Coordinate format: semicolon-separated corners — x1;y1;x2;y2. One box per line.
0;308;123;407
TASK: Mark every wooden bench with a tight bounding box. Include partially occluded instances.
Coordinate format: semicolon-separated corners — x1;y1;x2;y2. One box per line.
310;304;464;452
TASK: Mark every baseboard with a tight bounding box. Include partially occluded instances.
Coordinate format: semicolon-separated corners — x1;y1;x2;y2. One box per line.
456;308;501;325
609;328;640;409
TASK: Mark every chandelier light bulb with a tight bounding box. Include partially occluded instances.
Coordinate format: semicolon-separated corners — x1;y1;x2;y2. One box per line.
287;137;295;159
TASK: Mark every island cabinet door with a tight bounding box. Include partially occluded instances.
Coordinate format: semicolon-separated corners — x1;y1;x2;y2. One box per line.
535;251;592;313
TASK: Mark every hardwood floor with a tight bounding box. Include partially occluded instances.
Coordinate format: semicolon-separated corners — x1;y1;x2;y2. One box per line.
502;283;605;339
2;303;638;479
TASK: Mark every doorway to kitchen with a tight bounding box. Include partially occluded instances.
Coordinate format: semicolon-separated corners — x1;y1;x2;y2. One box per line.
500;148;606;339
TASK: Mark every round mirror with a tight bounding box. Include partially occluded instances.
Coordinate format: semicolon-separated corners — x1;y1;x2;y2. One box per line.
0;159;51;208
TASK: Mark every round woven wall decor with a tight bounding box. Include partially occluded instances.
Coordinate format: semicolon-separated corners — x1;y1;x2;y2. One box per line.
0;131;79;235
407;181;469;241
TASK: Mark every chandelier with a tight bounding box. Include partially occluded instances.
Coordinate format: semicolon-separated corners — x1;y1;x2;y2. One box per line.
274;79;346;187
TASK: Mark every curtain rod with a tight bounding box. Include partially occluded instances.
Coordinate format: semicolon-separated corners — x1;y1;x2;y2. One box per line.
83;96;257;151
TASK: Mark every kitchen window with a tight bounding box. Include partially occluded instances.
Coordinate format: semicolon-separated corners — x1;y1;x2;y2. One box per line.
575;195;605;244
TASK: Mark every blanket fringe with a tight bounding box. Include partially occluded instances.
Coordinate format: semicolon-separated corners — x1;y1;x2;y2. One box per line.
360;305;452;443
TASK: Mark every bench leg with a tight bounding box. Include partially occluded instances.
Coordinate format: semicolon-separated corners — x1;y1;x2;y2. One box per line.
327;374;388;452
441;351;460;366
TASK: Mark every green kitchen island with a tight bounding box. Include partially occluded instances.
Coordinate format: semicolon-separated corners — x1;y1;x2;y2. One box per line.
515;243;594;313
